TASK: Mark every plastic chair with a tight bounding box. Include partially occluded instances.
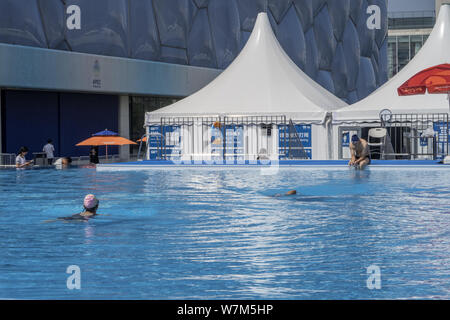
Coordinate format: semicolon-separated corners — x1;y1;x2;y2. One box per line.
368;128;387;159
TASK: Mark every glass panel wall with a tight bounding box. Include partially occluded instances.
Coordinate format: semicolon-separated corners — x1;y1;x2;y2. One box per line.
387;34;429;78
129;96;180;155
397;36;410;72
410;35;423;59
388;11;435;30
387;37;398;79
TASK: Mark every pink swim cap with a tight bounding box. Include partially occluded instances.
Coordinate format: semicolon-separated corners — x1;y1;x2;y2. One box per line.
83;194;99;209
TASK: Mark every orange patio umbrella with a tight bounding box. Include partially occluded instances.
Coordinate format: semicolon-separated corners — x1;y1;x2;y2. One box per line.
76;129;137;159
398;63;450;111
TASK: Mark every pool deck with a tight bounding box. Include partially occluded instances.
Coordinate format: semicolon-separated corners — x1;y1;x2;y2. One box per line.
96;159;450;171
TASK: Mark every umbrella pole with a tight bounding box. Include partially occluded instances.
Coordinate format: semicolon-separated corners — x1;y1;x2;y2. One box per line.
106;145;108;161
448;92;450;113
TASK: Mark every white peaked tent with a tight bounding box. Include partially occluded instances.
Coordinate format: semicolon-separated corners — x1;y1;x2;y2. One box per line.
334;4;450;123
145;12;347;161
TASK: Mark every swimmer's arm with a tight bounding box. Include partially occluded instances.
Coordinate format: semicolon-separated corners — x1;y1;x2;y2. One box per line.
42;219;58;223
16;161;33;168
42;218;73;224
42;213;104;223
348;144;356;165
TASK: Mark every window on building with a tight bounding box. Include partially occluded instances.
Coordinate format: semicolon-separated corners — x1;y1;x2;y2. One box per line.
397;36;410;72
387;10;435;79
388;37;398;79
410;35;423;59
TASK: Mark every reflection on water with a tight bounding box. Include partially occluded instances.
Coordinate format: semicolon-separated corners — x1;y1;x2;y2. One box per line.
0;168;449;299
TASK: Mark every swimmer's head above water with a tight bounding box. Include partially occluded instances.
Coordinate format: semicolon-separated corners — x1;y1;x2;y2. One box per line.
274;190;297;197
83;194;99;214
55;194;100;221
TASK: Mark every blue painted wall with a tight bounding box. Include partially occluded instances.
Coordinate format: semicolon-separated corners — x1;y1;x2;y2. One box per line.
59;93;118;157
2;90;118;157
3;91;60;157
0;0;388;102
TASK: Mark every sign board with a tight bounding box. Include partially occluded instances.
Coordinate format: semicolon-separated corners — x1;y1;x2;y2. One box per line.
225;125;244;160
420;137;429;147
339;127;361;160
278;124;312;159
342;132;350;147
161;125;181;160
433;122;450;157
148;125;162;160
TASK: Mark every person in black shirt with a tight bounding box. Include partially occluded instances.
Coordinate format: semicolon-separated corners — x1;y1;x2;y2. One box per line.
90;146;99;164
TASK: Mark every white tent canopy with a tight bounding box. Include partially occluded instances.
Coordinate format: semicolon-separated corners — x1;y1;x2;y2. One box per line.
334;4;450;123
146;12;347;125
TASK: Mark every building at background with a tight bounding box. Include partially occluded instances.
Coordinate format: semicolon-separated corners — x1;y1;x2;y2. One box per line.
0;0;387;159
387;0;450;78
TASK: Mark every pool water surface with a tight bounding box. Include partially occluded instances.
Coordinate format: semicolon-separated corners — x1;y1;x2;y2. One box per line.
0;167;449;299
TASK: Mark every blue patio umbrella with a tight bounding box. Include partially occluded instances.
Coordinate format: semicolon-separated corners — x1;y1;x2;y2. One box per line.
92;129;118;136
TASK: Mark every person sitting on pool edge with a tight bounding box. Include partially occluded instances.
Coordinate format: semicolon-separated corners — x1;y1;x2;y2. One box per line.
58;194;99;221
348;134;371;170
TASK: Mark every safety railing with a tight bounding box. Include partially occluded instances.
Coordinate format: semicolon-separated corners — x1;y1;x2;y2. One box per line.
155;115;289;161
146;115;316;161
70;154;121;165
0;153;16;166
381;113;449;160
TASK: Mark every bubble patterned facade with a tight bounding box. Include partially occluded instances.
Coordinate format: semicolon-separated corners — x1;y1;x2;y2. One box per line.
0;0;387;102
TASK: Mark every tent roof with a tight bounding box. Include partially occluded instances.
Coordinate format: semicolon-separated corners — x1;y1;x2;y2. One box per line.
146;12;347;125
334;4;450;123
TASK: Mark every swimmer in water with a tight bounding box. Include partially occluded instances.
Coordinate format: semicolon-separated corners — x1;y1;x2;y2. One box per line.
274;190;297;197
54;157;72;169
58;194;99;221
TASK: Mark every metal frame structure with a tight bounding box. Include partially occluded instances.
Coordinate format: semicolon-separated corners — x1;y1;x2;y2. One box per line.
380;113;449;160
0;153;15;166
144;115;311;161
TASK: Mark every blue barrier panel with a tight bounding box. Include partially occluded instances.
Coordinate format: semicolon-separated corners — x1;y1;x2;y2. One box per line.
148;126;162;160
342;132;350;147
162;125;181;160
433;122;450;158
278;124;312;159
225;124;244;161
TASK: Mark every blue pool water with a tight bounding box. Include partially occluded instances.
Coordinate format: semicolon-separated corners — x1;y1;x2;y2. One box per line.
0;167;449;299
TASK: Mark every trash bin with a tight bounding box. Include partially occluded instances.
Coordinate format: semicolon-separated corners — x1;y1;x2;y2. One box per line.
33;152;47;166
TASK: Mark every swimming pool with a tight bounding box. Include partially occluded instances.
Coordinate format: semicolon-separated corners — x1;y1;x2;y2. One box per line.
0;167;449;299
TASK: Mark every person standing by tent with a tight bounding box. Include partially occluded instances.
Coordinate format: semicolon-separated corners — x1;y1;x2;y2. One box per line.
348;135;370;170
43;139;55;165
90;146;99;164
